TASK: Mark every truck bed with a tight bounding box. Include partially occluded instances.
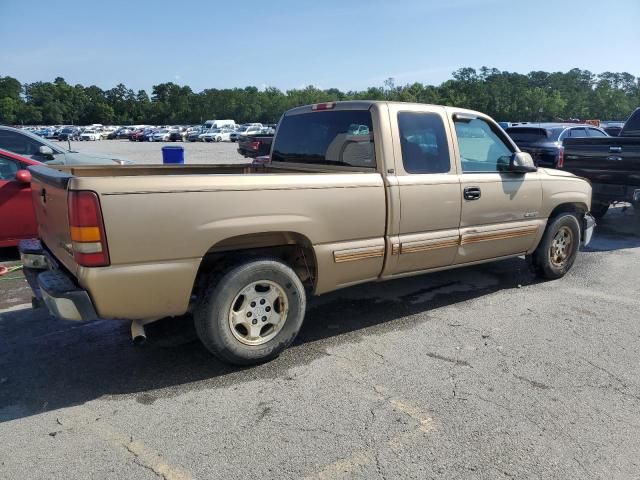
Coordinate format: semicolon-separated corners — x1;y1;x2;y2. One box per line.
28;163;387;319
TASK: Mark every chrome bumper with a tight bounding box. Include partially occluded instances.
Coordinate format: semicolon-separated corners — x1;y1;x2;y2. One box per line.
19;239;98;322
582;213;596;246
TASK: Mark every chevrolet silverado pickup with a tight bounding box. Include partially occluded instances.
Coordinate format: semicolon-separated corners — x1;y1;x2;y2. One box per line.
21;101;595;365
559;107;640;217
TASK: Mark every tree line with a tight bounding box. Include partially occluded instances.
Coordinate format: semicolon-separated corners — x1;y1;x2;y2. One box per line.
0;67;638;126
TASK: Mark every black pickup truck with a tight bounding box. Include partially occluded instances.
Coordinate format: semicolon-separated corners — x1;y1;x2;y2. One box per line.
237;133;274;159
559;108;640;218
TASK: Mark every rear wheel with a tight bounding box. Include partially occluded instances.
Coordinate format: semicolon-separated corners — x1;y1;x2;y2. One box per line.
528;213;581;280
195;258;306;365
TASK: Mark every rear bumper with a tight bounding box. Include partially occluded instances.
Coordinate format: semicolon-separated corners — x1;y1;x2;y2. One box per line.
19;239;98;322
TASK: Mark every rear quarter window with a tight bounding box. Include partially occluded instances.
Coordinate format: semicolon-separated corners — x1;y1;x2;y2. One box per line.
271;110;375;169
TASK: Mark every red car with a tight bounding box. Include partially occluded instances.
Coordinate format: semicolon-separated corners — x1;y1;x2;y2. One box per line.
0;149;40;247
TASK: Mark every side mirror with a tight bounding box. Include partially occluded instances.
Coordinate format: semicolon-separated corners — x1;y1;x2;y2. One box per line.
16;169;31;184
509;152;537;173
38;145;54;157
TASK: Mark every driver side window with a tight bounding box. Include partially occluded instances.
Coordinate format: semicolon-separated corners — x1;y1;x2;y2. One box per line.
453;118;513;173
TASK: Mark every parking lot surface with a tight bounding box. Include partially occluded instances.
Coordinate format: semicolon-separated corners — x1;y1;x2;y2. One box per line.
1;207;639;479
61;139;251;165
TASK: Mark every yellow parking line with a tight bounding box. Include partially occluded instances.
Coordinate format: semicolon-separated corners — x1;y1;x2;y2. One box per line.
58;407;192;480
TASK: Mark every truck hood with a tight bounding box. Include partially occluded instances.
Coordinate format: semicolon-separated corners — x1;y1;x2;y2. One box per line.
539;167;576;178
46;151;134;166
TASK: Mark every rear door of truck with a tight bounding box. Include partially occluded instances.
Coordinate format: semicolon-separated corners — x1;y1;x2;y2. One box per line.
28;165;79;275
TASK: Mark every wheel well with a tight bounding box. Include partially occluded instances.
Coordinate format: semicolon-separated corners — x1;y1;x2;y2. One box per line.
548;202;588;221
192;232;317;299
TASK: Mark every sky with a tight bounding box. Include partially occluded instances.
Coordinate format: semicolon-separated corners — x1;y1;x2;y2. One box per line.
1;0;638;93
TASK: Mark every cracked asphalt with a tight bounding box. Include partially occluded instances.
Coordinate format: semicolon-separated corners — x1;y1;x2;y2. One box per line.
1;206;639;479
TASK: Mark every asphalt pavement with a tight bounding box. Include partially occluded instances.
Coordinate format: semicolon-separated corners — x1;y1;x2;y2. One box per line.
1;206;639;479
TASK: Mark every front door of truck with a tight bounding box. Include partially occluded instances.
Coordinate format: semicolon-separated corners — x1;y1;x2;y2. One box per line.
450;113;543;264
386;104;462;276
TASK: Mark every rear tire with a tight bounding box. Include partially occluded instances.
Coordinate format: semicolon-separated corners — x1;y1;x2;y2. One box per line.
528;213;581;280
195;258;306;365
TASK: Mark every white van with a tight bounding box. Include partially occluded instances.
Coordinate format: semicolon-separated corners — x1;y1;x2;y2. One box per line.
204;119;235;129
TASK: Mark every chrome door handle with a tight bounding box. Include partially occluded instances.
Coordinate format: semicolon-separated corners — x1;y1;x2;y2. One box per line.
609;146;622;153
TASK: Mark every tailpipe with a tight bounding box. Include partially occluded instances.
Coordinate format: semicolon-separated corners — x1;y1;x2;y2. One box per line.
131;320;147;346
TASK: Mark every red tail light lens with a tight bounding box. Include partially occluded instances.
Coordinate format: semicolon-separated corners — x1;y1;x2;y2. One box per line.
250;141;261;151
557;146;564;168
68;191;110;267
311;102;336;111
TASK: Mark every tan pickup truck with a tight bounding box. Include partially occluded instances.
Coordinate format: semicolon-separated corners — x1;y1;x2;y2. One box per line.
21;101;595;365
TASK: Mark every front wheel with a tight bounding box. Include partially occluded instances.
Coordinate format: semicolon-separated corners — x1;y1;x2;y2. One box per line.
195;258;306;365
528;213;581;280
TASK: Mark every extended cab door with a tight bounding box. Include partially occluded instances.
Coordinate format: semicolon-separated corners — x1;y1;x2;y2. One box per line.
449;111;543;264
385;104;461;276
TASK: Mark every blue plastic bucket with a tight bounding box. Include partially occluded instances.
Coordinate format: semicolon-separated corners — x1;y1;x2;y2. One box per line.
161;145;185;164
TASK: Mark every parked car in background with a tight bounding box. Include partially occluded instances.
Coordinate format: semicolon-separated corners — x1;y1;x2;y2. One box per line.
187;126;205;141
204;119;236;130
0;149;40;247
230;125;262;142
600;121;626;137
129;128;145;141
169;127;187;141
505;123;608;168
237;131;274;158
80;129;102;141
34;128;56;139
151;129;171;142
0;125;132;165
201;128;234;142
142;129;158;142
558;107;640;218
58;127;81;141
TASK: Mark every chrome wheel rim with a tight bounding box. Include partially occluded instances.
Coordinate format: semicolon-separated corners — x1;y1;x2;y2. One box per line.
228;280;288;346
549;226;573;267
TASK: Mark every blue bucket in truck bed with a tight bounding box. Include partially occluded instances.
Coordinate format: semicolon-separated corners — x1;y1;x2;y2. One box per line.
161;145;185;164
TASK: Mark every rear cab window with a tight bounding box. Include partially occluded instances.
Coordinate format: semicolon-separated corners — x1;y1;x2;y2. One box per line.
271;109;375;169
398;112;450;174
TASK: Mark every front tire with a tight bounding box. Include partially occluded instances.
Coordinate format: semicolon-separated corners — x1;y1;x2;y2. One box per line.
195;258;306;365
528;213;581;280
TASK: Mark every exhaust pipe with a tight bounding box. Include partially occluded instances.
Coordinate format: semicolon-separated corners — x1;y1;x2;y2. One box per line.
131;320;147;346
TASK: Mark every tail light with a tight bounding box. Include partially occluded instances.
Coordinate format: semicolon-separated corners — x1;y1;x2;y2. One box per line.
68;191;110;267
557;146;564;168
250;141;261;151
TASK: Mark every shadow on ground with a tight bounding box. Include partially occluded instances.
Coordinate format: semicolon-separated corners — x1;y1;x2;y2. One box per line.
0;256;535;422
0;208;637;422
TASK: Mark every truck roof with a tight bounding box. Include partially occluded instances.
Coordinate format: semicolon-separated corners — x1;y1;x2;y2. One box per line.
284;100;486;117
